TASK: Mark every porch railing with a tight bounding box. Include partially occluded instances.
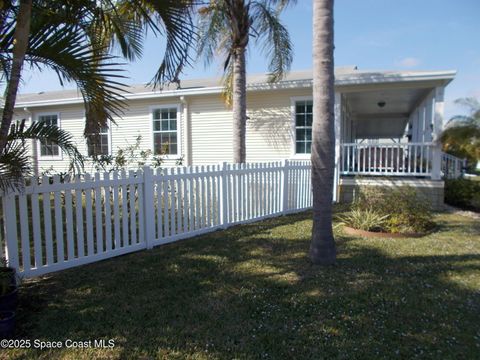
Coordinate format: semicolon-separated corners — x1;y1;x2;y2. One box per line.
441;152;465;179
340;143;434;176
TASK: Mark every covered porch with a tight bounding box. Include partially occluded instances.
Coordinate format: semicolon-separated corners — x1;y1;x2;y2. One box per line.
332;70;460;208
334;71;461;180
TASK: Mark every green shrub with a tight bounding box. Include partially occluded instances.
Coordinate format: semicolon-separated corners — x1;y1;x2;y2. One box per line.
445;178;480;212
341;186;435;234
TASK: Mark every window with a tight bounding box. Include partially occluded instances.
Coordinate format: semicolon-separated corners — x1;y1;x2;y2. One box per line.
87;125;110;156
152;107;178;155
38;114;60;157
295;100;313;154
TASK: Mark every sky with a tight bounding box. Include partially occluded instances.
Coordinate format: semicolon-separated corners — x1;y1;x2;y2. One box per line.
17;0;480;119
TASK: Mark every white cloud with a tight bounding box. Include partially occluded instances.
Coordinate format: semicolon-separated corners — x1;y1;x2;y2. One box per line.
395;57;421;68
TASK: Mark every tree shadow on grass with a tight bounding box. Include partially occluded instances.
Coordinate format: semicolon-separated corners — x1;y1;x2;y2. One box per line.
434;213;480;236
10;212;480;359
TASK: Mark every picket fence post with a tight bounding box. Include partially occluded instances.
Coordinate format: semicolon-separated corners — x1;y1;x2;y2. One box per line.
281;159;289;214
220;162;229;228
2;193;20;272
143;166;155;249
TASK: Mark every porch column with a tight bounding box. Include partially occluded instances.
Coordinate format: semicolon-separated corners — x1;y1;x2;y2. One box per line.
431;86;444;180
333;92;341;202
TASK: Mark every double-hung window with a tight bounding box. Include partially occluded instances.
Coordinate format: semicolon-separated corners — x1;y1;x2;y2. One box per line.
38;114;60;158
87;125;110;156
152;107;178;155
295;100;313;154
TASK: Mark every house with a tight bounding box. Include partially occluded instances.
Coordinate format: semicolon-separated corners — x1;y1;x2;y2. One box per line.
13;67;462;209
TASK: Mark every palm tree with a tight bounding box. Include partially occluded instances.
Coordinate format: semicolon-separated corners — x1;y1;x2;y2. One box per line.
0;0;127;191
1;0;196;142
309;0;336;265
441;97;480;170
0;0;33;153
0;0;195;190
197;0;294;163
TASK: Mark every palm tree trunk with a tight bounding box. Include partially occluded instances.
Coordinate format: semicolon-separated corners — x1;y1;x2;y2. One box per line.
232;47;247;163
310;0;336;265
0;0;32;154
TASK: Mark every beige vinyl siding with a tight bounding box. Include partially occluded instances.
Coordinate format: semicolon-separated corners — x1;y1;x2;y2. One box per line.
20;86;314;173
189;94;233;165
188;88;312;165
26;98;185;174
108;98;185;169
33;105;85;174
246;88;312;162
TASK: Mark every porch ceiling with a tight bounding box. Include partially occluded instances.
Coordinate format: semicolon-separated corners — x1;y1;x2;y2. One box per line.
347;87;431;115
346;86;432;139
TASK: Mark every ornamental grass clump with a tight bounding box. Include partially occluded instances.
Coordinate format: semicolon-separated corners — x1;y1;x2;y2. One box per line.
341;186;435;234
337;208;389;232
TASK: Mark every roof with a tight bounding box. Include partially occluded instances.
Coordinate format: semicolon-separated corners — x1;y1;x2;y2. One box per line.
14;67;456;109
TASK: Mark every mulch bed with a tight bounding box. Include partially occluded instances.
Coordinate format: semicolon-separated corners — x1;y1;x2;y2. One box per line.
342;226;425;238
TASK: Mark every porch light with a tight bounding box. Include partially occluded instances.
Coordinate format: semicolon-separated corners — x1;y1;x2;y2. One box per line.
377;101;386;108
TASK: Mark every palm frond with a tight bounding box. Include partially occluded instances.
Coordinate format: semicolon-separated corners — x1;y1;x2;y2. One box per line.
87;1;145;61
0;2;131;137
0;141;31;193
251;0;293;82
222;58;234;106
23;21;128;136
8;120;85;175
454;97;480;114
261;0;297;10
122;0;196;87
196;0;293;100
197;2;230;68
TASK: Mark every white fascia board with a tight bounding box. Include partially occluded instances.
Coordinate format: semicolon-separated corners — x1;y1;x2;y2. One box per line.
335;70;457;87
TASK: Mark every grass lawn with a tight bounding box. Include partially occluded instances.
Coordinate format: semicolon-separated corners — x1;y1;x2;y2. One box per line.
5;211;480;359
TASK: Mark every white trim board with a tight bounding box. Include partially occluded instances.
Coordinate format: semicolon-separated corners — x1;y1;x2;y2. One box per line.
340;177;444;188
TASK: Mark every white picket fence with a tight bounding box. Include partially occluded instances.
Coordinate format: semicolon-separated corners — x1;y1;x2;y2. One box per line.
0;160;312;278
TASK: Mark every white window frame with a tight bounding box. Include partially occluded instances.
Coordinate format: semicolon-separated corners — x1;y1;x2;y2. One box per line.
85;120;112;157
290;96;313;159
36;112;63;161
149;104;182;159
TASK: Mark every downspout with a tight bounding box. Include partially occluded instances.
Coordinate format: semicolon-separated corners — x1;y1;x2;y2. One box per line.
23;107;39;177
180;96;192;166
